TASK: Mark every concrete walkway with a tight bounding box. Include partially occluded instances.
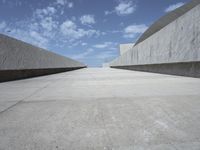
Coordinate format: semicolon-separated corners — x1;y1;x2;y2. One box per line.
0;68;200;150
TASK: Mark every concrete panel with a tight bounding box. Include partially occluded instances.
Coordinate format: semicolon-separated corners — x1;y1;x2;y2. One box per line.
0;34;86;81
120;43;134;55
109;1;200;77
135;0;200;46
102;63;110;68
111;61;200;78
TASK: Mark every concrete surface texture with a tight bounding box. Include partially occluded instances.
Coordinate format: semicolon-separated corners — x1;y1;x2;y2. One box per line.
120;43;134;55
102;62;110;68
135;0;200;46
1;68;200;150
0;34;85;70
109;1;200;67
113;61;200;78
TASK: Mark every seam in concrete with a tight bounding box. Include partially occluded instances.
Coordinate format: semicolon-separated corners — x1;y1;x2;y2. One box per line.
13;94;200;104
0;82;51;115
98;101;114;149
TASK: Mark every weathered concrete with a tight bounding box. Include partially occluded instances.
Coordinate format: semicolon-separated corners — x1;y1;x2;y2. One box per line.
110;0;200;77
120;43;134;55
0;68;200;149
112;61;200;78
135;0;200;45
0;34;86;82
102;63;110;68
0;67;84;82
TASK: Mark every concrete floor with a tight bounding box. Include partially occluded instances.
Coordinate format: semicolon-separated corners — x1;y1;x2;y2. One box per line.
0;68;200;150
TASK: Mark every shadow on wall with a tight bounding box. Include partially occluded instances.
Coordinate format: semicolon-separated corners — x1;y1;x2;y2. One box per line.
111;61;200;78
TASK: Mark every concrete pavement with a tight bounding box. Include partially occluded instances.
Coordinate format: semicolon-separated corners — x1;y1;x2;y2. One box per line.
0;68;200;150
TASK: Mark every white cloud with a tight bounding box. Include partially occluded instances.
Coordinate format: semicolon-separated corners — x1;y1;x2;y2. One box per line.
80;15;95;25
165;2;185;12
60;20;76;30
125;24;147;33
30;31;48;47
105;1;136;16
94;44;108;49
104;10;114;15
68;2;73;8
123;24;148;38
5;27;49;49
56;0;73;8
30;5;60;38
1;0;22;6
40;17;58;31
93;42;118;52
0;21;6;30
115;1;136;16
35;6;56;18
93;42;114;49
81;42;87;46
96;51;116;60
1;1;105;52
1;5;59;48
56;0;66;5
60;20;99;40
47;6;56;14
71;48;94;60
29;23;39;31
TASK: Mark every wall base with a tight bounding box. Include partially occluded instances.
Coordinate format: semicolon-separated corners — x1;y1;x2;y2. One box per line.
111;61;200;78
0;67;85;82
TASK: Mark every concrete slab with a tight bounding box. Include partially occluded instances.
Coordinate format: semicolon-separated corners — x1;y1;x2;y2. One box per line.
0;68;200;149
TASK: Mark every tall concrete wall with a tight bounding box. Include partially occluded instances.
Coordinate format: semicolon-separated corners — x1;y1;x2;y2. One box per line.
109;0;200;77
135;0;200;46
0;34;86;82
120;43;134;55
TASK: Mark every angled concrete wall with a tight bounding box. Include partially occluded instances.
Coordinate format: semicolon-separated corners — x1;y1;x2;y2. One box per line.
135;0;200;46
0;34;86;82
120;43;134;55
109;0;200;77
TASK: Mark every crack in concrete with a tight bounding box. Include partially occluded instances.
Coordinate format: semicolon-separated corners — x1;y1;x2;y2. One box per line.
0;82;52;115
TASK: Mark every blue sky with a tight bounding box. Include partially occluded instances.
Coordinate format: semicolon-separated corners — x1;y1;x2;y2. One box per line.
0;0;190;67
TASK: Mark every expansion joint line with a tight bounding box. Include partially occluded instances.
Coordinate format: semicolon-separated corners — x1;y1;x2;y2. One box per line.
0;82;52;115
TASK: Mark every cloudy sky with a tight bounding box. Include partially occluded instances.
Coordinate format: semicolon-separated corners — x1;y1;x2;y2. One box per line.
0;0;190;67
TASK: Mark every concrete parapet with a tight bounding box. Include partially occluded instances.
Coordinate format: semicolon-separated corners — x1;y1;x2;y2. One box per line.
0;34;86;82
120;44;134;55
135;0;200;46
111;61;200;78
109;0;200;77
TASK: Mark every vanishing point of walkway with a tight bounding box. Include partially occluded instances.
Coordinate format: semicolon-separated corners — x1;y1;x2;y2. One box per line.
0;68;200;150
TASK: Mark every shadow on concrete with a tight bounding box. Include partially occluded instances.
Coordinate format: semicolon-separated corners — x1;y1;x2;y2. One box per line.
0;67;86;83
111;61;200;78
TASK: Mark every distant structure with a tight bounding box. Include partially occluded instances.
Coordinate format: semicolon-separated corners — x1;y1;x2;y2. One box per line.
102;63;110;68
0;34;86;82
109;0;200;77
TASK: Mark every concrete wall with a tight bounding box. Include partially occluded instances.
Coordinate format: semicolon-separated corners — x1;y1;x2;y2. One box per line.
120;43;134;55
113;62;200;78
102;63;110;68
0;34;86;82
109;1;200;77
135;0;200;46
